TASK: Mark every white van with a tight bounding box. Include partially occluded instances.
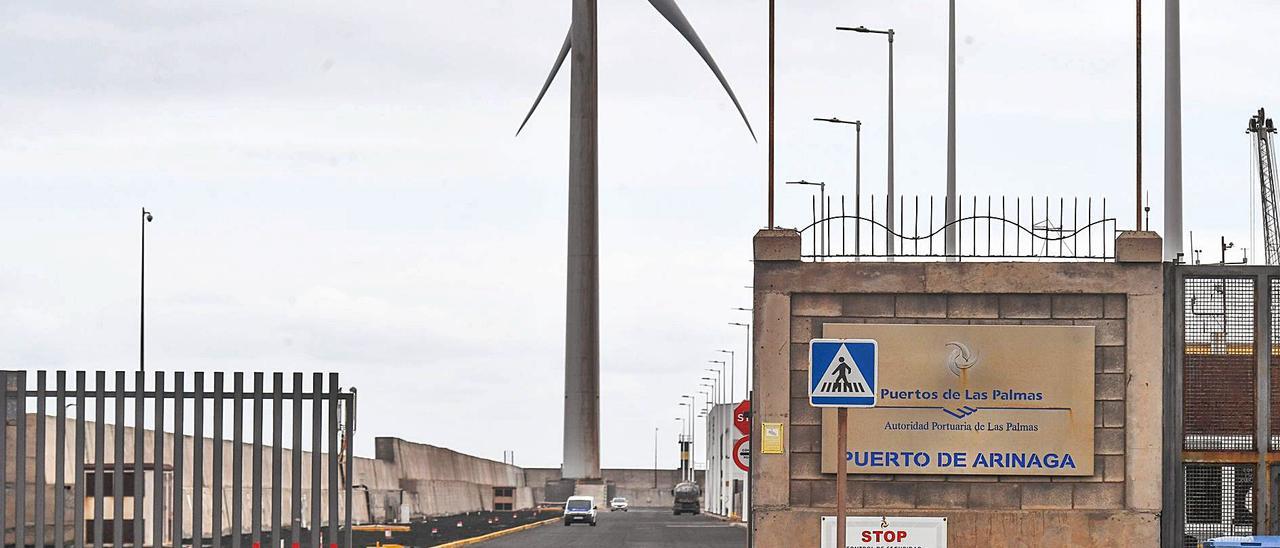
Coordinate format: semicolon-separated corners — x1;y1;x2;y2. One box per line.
562;496;598;526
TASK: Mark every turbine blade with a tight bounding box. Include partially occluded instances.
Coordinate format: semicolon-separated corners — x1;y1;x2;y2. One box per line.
647;0;756;142
516;28;572;137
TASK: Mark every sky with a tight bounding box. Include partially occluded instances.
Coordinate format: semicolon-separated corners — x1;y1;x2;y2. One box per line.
1;1;1278;469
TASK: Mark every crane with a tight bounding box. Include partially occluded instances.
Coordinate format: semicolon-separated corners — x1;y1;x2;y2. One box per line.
1248;108;1279;265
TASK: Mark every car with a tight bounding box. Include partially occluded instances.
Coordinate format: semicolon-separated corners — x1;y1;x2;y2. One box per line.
562;495;597;526
609;497;629;512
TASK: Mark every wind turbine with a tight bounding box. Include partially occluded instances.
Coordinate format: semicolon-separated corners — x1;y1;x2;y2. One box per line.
516;0;754;484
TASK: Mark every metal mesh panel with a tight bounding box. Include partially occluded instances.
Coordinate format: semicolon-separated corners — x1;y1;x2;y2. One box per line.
1184;277;1256;450
1184;464;1256;546
1272;278;1280;450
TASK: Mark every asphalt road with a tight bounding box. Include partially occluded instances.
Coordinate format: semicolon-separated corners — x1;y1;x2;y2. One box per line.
476;508;747;548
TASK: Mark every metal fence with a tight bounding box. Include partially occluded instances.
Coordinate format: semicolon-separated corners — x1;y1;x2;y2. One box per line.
1165;267;1280;547
796;195;1118;260
0;370;355;548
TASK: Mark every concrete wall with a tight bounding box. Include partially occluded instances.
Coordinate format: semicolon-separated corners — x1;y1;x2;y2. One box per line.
522;467;700;508
2;414;541;543
368;437;533;519
3;413;363;545
750;229;1165;548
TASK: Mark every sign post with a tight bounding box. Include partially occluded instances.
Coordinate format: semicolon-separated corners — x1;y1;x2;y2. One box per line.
809;339;878;548
836;407;847;547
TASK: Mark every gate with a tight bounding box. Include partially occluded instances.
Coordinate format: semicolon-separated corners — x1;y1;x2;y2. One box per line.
0;370;356;548
1164;266;1280;546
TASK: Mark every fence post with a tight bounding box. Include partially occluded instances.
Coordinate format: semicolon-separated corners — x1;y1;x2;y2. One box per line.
1258;275;1272;532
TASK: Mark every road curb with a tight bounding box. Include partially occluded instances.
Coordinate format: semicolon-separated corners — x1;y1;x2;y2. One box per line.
433;516;560;547
703;512;748;527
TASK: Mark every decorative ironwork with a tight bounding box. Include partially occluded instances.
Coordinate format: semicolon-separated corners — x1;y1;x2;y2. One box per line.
796;195;1118;260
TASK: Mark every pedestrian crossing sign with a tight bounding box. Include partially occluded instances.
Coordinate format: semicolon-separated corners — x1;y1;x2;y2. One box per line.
809;339;878;408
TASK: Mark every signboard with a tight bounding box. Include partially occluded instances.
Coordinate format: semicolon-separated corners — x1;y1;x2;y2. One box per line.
733;436;750;471
809;339;878;407
761;422;784;454
820;324;1095;476
821;516;947;548
733;400;751;435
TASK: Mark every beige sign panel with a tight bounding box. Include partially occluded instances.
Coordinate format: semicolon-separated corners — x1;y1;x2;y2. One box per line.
762;422;785;454
820;323;1095;476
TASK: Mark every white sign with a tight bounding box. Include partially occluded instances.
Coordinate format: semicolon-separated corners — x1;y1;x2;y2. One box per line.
820;516;946;548
733;436;749;471
809;339;878;407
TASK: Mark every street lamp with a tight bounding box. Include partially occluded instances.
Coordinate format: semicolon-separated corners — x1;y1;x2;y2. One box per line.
786;180;828;256
707;360;726;405
703;370;722;403
700;383;715;403
730;321;752;395
815;117;863;256
680;395;694;436
837;25;895;256
716;349;736;403
654;427;660;488
140;207;154;373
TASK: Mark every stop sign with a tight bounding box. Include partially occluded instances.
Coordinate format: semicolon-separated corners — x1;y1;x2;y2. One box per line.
733;400;750;436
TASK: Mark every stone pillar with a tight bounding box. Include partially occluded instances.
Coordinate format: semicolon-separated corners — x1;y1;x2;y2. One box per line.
1115;231;1163;263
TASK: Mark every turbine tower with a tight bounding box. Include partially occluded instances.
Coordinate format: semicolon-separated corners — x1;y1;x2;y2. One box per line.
517;0;753;483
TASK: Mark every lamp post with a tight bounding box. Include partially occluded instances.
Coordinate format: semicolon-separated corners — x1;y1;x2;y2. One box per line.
700;383;717;407
814;118;862;256
704;369;722;403
654;427;659;488
837;25;894;256
707;360;727;405
716;350;736;403
701;377;718;405
786;180;827;256
140;207;154;373
730;320;752;395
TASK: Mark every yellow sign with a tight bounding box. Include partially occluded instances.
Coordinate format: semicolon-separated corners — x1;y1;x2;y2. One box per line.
761;422;785;454
820;323;1095;476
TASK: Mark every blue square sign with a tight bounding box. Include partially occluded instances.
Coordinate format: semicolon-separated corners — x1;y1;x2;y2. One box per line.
809;339;878;408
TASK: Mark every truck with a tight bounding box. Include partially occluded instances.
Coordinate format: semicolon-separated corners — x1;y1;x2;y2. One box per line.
672;481;702;516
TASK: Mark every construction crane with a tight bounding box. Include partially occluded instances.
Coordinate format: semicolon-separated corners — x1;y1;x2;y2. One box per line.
1248;108;1279;265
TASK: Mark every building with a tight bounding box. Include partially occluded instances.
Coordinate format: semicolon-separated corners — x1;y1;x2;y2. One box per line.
702;403;746;519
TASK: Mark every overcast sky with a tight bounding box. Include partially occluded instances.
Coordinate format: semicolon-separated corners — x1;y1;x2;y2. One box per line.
2;1;1278;469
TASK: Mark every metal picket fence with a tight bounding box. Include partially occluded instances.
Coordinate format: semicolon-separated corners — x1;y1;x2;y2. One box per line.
0;370;355;548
